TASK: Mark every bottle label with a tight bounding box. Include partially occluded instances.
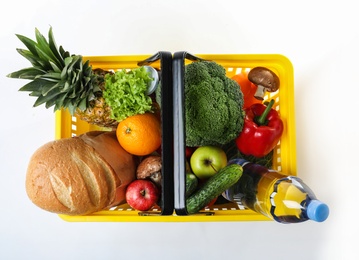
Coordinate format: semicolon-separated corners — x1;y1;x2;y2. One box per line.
268;177;308;223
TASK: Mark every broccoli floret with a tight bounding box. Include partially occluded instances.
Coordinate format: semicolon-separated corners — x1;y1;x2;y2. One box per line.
184;61;245;147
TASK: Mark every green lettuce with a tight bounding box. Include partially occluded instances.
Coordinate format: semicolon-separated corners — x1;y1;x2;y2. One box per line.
103;67;153;122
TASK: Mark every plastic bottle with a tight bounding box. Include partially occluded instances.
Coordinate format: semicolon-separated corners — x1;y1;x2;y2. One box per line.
222;159;329;224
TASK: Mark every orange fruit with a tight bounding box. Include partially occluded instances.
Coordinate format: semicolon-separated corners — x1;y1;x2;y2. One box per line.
116;113;161;156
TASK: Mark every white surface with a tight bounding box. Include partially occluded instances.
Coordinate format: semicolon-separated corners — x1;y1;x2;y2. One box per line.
1;0;357;259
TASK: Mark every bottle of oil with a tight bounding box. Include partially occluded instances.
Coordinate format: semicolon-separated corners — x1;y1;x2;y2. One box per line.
222;159;329;224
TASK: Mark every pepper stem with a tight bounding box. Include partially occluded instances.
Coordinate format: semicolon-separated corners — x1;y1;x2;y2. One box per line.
255;99;275;126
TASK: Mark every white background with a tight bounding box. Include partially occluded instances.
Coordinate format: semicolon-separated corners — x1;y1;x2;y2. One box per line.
1;0;357;259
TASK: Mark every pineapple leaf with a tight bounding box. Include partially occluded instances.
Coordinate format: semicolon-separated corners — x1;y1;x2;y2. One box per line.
34;45;54;70
83;60;93;75
59;46;70;60
17;49;46;68
10;27;102;114
83;76;91;86
34;28;62;69
68;84;78;98
41;82;61;96
16;49;43;68
62;98;72;109
40;72;62;82
45;90;68;109
54;93;68;111
48;27;65;68
62;81;70;92
29;90;42;97
67;103;76;115
15;34;39;57
44;97;57;109
33;88;62;107
66;55;82;73
60;58;72;79
78;97;87;111
7;67;45;79
19;78;52;93
87;92;96;102
93;85;101;93
35;28;53;57
49;61;61;73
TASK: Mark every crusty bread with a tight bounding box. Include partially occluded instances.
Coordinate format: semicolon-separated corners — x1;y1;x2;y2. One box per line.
79;131;138;208
25;131;136;215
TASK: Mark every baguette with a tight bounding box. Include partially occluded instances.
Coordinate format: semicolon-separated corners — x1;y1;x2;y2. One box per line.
25;131;136;215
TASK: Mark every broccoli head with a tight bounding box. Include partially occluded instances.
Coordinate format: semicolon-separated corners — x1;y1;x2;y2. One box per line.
184;60;245;147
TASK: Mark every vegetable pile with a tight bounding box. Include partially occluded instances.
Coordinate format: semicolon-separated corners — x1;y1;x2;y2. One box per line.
183;61;284;214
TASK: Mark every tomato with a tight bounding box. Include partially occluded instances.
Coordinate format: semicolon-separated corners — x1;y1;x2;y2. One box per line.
232;70;262;109
206;197;218;208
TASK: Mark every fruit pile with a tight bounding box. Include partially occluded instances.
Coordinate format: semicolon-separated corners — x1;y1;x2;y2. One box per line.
117;114;162;211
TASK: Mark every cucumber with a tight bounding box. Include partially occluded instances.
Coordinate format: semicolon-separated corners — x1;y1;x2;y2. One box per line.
186;172;198;198
186;164;243;214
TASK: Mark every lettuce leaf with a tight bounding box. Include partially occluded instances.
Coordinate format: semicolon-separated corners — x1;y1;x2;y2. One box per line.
103;67;153;122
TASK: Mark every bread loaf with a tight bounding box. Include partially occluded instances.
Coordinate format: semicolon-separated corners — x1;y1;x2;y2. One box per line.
25;131;136;215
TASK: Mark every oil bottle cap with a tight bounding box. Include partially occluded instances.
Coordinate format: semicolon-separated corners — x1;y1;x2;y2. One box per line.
307;200;329;222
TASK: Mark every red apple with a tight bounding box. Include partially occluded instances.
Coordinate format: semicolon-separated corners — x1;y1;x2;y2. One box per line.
125;180;160;211
186;147;195;158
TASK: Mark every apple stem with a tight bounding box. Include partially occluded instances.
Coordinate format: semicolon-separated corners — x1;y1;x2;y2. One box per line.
210;164;218;173
140;190;146;196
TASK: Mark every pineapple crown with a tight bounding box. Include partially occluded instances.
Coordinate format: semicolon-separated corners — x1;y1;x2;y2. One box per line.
7;27;100;115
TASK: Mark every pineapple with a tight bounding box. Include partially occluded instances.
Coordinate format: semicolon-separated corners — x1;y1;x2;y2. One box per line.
75;69;118;128
7;27;118;128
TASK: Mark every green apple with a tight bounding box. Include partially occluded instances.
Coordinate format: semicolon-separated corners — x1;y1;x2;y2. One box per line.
190;146;227;180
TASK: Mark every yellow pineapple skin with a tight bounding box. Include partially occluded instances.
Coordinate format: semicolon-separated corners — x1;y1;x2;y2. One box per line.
75;97;118;129
74;69;119;129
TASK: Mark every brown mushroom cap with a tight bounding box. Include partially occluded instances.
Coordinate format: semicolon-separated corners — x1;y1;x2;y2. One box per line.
136;155;162;187
248;67;280;92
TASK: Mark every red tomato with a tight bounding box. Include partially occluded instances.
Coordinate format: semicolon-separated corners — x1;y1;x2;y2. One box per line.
232;70;262;109
206;197;217;208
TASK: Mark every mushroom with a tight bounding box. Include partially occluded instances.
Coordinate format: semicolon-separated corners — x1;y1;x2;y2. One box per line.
136;155;162;187
248;67;280;100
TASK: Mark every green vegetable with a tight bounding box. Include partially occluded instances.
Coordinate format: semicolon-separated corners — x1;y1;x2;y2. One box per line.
221;140;274;169
103;67;153;121
186;164;243;214
184;61;245;147
186;172;198;198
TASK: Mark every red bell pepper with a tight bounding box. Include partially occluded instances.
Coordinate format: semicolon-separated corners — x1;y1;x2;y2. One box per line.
235;99;283;158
